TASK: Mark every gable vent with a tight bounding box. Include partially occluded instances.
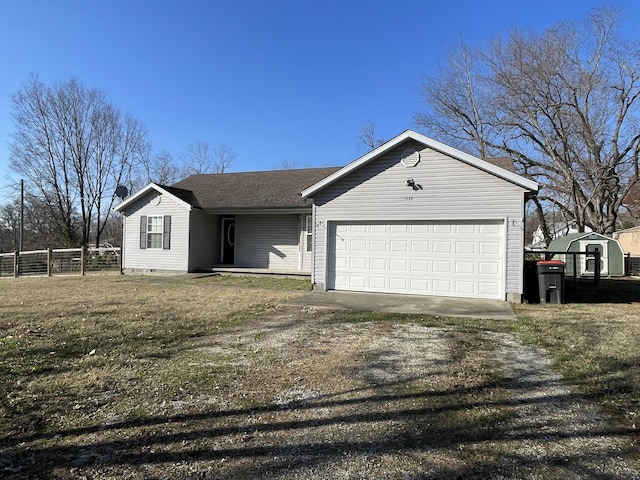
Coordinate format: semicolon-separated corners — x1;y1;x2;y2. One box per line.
401;148;420;167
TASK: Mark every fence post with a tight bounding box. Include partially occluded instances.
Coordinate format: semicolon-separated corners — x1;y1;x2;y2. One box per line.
625;253;630;276
594;251;601;293
47;248;52;277
13;251;18;278
81;247;85;276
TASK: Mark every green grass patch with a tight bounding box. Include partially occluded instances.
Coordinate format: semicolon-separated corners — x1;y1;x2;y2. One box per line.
183;274;312;290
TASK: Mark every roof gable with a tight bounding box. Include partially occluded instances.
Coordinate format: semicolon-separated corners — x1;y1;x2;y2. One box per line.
114;183;195;213
301;130;538;198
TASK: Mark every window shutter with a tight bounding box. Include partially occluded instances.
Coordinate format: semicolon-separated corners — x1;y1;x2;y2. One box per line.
140;216;147;249
163;215;171;250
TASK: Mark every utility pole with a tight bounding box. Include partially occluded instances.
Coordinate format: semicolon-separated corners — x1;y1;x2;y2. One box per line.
19;179;24;252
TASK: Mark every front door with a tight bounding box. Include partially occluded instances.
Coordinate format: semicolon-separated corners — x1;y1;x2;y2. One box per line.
582;241;608;275
221;217;236;264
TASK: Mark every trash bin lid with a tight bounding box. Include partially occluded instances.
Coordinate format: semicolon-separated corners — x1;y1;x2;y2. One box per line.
536;260;566;265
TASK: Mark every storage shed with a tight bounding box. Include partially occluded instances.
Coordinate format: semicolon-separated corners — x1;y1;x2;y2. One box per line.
547;232;625;277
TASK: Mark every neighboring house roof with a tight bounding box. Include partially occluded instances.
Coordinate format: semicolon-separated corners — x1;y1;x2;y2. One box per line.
614;225;640;235
301;130;538;198
485;157;516;173
530;222;591;246
170;167;341;210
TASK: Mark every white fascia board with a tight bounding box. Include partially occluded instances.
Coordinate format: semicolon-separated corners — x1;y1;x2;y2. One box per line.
114;183;193;212
301;129;539;198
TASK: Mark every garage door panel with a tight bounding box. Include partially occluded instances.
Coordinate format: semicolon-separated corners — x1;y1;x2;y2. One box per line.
389;259;408;271
456;224;476;234
480;223;501;234
390;240;408;252
479;241;500;255
455;280;476;295
412;240;429;252
370;258;387;270
432;279;453;295
433;241;452;254
391;224;408;234
389;277;408;289
434;224;453;235
350;257;366;269
479;262;499;275
411;260;429;272
455;261;475;274
370;240;387;251
433;260;452;273
456;243;476;255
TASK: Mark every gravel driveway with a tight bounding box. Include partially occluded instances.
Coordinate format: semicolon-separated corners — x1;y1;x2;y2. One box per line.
40;305;638;479
173;306;638;479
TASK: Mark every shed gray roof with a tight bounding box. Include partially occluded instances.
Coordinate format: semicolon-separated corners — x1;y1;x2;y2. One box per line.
171;167;341;210
547;231;613;250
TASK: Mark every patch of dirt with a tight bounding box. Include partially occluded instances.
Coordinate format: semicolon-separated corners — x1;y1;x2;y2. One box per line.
6;306;639;479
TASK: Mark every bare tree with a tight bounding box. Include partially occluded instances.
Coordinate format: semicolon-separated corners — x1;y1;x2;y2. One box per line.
181;141;237;176
416;7;640;236
10;77;149;247
0;193;68;251
358;121;386;150
136;149;182;188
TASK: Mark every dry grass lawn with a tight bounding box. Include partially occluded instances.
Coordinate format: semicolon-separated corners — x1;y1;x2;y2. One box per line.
0;275;638;479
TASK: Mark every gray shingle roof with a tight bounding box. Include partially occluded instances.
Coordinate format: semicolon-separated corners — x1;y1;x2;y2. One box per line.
485;157;516;173
170;167;341;209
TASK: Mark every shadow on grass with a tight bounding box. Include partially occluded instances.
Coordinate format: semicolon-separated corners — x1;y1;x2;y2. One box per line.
567;277;640;303
527;277;640;304
2;373;635;479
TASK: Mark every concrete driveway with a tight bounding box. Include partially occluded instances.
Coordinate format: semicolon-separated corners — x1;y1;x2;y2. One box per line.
286;290;516;320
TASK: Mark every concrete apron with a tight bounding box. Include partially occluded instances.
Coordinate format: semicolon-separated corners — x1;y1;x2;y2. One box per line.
286;290;516;321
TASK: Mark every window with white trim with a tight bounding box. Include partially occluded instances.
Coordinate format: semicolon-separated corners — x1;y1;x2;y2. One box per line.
147;216;164;249
305;215;313;252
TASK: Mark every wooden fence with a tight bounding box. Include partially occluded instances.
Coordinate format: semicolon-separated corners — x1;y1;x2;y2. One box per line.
0;246;121;278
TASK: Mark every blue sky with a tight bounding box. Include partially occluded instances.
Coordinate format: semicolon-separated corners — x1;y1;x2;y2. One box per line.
1;0;638;203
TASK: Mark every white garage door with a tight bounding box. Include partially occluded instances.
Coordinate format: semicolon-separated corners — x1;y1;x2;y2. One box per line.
328;221;504;299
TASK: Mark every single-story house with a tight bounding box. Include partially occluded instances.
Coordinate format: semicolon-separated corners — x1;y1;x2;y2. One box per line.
115;129;538;301
547;232;625;277
613;225;640;256
114;167;340;275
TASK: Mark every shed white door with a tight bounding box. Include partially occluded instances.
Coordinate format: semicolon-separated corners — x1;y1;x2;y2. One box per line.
328;221;504;299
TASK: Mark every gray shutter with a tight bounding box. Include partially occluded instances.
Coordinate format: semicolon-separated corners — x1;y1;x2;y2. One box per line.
140;216;147;249
163;215;171;250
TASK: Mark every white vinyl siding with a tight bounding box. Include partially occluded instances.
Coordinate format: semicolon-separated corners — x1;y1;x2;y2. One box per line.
235;215;301;270
313;141;527;299
121;191;190;273
188;211;218;271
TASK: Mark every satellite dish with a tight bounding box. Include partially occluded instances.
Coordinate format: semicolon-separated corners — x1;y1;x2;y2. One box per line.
115;185;129;199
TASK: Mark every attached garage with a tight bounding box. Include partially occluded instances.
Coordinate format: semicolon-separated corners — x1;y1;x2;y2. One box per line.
301;130;538;302
328;220;504;299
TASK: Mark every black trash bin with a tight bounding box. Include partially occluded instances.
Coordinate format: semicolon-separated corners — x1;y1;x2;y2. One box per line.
536;260;565;304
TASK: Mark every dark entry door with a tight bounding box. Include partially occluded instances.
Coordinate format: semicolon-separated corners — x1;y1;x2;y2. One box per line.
221;217;235;264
